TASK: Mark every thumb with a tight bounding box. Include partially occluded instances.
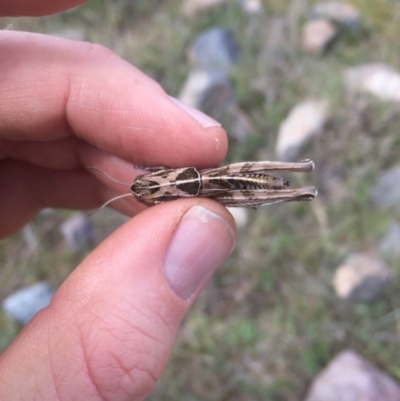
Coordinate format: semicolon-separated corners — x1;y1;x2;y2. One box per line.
0;200;236;401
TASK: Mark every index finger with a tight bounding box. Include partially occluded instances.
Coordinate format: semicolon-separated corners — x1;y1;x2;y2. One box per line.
0;31;228;169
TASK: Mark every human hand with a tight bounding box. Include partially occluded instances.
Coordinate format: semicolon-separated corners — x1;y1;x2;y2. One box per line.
0;2;237;400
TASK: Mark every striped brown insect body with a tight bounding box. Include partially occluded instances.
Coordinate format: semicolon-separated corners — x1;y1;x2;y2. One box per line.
126;159;317;208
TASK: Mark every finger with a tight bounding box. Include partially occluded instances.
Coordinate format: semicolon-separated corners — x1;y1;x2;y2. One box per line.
0;137;79;170
0;159;121;238
0;31;227;170
0;0;86;17
0;200;236;401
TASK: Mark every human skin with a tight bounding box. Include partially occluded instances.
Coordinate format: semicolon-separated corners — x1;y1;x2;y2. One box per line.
0;2;237;400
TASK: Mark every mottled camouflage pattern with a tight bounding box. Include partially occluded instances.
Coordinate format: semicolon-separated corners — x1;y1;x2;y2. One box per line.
131;159;317;208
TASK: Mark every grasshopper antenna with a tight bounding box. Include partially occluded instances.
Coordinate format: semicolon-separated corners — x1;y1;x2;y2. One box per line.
88;193;134;216
87;166;131;186
86;167;134;215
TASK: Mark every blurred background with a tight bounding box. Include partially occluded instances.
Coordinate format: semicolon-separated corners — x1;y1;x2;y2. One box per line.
1;1;400;400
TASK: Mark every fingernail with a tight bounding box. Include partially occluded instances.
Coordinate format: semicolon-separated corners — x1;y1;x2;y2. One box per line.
169;97;221;128
164;206;235;299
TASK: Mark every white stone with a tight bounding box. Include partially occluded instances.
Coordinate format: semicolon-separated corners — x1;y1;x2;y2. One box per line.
379;222;400;259
370;164;400;208
188;27;239;71
238;0;263;15
2;282;54;326
227;207;249;228
22;224;39;253
333;253;390;301
226;104;254;142
178;69;234;119
183;0;229;17
311;1;361;29
60;213;93;252
302;19;337;54
305;349;400;401
344;64;400;103
275;100;330;160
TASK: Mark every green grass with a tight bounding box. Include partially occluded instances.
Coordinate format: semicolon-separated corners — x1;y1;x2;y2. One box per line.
2;0;400;399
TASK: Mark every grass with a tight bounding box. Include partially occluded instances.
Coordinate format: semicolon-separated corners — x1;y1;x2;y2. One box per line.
1;0;400;399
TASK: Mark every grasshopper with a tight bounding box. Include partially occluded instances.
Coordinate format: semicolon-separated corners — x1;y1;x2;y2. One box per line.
89;159;317;209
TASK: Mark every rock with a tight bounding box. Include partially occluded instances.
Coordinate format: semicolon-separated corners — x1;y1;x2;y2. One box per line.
22;224;39;253
343;64;400;103
60;213;93;252
2;282;55;326
225;104;255;142
183;0;229;17
302;19;338;54
188;27;239;71
227;207;249;228
178;69;234;120
333;253;390;302
238;0;263;15
305;349;400;401
311;1;361;29
177;70;249;141
370;164;400;208
275;100;330;160
182;28;240;137
379;222;400;260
